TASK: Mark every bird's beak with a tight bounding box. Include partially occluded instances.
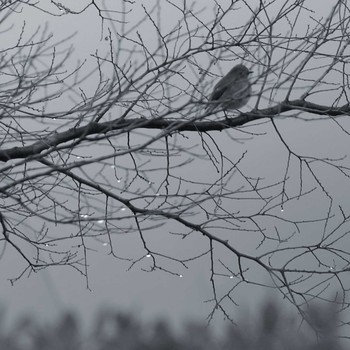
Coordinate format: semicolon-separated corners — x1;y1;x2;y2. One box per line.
249;70;253;74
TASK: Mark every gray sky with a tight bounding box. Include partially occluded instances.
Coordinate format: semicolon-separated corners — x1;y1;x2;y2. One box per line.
1;0;349;335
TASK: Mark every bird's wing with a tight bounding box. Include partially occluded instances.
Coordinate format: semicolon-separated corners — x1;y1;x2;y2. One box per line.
209;77;233;101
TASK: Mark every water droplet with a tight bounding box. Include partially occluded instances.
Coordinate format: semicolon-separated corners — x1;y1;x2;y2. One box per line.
97;220;104;224
146;254;151;258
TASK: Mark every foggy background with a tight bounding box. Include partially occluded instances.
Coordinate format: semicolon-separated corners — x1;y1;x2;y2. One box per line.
0;1;348;344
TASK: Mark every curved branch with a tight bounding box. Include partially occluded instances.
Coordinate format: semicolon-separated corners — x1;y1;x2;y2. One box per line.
0;100;348;162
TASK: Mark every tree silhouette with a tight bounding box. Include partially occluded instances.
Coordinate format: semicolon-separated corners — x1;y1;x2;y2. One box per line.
0;302;344;349
0;0;350;331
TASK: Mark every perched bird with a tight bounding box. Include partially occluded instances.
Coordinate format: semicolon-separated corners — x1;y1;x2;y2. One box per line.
206;64;252;113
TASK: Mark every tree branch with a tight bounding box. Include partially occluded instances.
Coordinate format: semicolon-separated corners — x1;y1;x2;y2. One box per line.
0;100;348;162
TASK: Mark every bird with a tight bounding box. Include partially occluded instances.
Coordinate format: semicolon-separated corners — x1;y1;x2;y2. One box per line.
206;64;252;113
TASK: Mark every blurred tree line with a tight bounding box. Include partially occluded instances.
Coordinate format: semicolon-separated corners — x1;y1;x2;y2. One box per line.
0;300;344;350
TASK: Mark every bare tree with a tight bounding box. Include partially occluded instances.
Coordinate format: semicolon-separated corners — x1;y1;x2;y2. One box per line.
0;0;350;333
3;301;345;349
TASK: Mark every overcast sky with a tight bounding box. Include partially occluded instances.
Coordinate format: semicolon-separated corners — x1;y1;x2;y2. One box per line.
1;0;349;335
